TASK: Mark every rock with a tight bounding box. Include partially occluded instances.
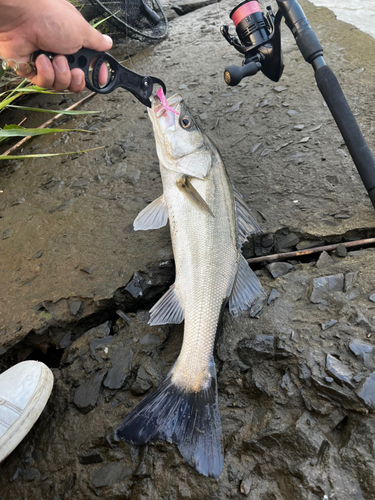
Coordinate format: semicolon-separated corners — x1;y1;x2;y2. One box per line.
70;300;82;316
326;354;355;388
73;370;106;413
335;243;347;257
277;233;300;250
131;366;154;395
315;251;333;269
104;347;134;390
345;272;359;292
349;339;374;369
91;463;131;488
20;469;41;482
321;319;337;331
125;169;141;186
296;240;325;250
124;272;146;298
266;262;293;278
237;335;275;365
369;294;375;303
310;274;345;304
357;372;375;410
240;478;251;495
89;336;114;363
111;162;128;181
267;289;280;305
139;334;161;345
79;450;104;465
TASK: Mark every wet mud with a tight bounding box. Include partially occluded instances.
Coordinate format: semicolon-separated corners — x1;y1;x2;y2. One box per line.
1;1;375;498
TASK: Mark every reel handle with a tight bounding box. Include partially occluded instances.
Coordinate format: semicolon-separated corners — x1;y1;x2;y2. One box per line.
224;62;261;86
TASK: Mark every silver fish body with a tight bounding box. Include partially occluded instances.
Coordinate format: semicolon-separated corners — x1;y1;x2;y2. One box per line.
117;94;265;478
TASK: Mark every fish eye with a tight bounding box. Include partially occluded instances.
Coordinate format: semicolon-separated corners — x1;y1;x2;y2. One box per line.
180;115;193;129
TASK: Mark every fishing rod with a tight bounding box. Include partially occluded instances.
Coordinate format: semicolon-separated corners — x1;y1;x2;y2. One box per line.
221;0;375;210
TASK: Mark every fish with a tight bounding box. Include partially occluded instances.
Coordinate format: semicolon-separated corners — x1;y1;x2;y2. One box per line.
116;93;265;478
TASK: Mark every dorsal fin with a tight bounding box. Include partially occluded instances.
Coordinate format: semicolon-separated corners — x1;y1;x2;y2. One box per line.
233;187;262;248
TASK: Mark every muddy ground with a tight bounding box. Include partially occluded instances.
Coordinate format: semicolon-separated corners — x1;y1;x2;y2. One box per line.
1;0;375;498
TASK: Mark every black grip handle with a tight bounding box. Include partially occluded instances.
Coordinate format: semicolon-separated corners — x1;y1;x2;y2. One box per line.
224;62;261;86
315;65;375;208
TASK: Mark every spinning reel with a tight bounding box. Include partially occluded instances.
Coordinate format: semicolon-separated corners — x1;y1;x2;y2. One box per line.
220;0;375;210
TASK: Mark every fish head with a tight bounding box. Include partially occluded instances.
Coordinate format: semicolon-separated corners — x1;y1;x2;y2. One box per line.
148;93;212;179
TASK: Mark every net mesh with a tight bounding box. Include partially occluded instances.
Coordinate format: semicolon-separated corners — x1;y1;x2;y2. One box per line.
88;0;168;40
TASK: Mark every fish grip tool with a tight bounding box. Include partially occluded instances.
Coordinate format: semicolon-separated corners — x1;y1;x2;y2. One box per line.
221;0;375;210
31;48;166;107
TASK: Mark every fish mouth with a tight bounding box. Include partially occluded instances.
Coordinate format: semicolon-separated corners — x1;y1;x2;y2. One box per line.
152;93;182;118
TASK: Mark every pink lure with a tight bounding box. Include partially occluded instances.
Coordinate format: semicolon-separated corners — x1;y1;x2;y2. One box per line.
156;88;179;116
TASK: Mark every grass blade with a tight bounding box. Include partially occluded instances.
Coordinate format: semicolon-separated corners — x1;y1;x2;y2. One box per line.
8;105;100;115
0;146;104;160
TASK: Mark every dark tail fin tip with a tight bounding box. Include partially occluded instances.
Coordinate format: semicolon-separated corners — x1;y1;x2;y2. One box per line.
116;362;223;478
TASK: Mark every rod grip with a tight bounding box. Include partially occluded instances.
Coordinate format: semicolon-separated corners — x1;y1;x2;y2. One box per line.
315;65;375;208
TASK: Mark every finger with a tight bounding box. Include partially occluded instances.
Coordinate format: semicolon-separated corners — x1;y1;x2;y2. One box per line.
52;56;72;91
68;68;85;93
98;62;109;87
83;26;113;52
31;54;55;89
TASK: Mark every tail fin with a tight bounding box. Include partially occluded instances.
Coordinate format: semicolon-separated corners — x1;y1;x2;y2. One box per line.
116;358;223;478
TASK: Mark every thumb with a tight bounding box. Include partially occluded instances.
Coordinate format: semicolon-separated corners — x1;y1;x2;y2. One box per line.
83;26;113;52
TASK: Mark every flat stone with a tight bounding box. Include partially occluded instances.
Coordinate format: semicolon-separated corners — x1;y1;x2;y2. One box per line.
315;251;333;269
345;271;359;292
357;372;375;410
104;347;134;390
237;335;275;366
310;274;344;304
73;370;106;413
349;339;374;369
321;319;337;331
70;301;82;316
89;336;114;363
287;110;298;116
111;162;128;181
326;354;354;388
266;262;293;279
296;240;324;250
125;272;146;298
91;463;131;488
369;293;375;303
131;366;153;395
335;243;347;257
278;233;300;250
267;289;280;305
294;124;305;130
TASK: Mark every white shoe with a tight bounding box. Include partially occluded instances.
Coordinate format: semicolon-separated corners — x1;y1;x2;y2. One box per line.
0;361;54;463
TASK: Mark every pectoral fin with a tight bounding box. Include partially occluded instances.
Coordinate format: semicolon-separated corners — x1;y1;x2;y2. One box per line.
134;195;168;231
176;175;214;217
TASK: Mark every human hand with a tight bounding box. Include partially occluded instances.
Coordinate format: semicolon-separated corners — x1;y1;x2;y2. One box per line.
0;0;113;92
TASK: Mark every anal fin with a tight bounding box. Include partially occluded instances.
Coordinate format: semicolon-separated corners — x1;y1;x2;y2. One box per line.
134;195;168;231
149;284;184;325
229;255;266;316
